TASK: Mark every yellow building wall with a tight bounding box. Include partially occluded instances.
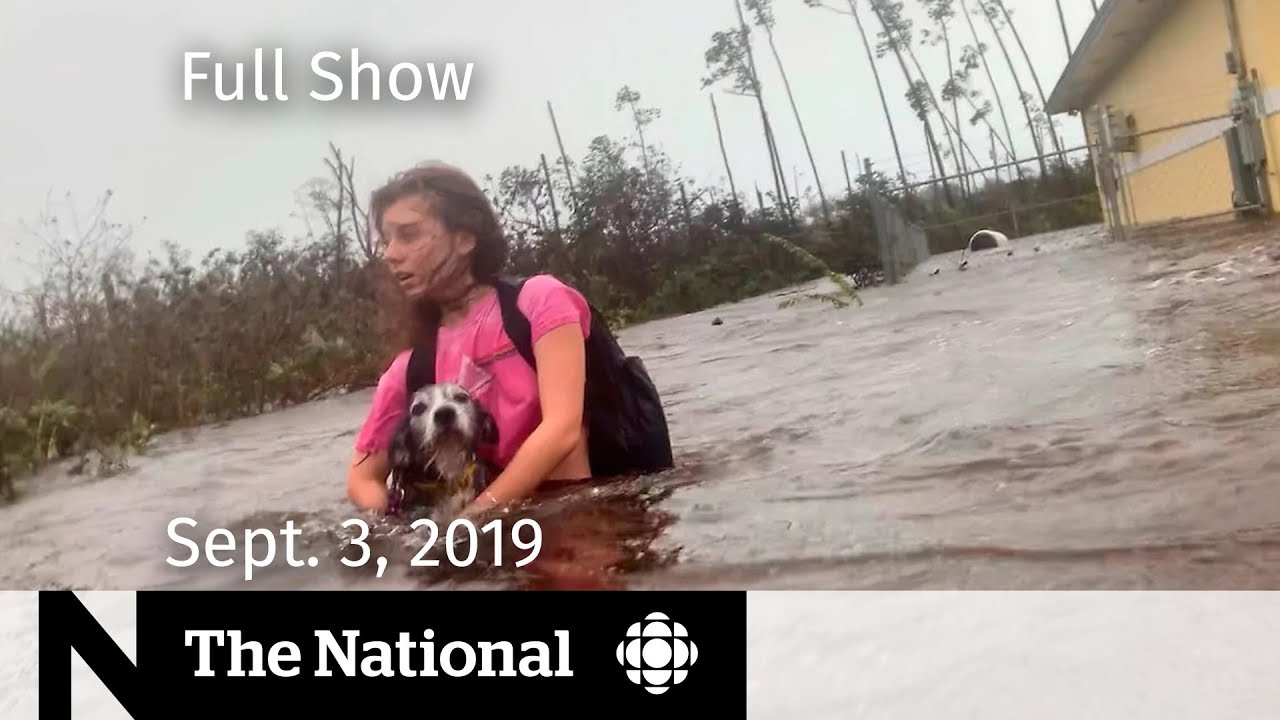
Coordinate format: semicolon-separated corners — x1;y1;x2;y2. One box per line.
1233;0;1280;209
1117;140;1238;225
1085;0;1271;225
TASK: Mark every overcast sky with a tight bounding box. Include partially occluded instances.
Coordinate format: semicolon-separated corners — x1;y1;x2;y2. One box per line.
0;0;1099;291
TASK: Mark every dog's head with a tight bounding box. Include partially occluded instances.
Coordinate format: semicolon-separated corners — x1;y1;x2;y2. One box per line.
406;382;497;453
387;383;497;517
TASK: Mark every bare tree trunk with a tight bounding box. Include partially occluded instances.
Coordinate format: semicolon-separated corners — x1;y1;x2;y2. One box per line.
1054;0;1073;61
977;0;1047;178
733;0;791;221
625;99;652;177
761;108;794;219
539;154;561;235
902;39;986;194
994;0;1065;170
845;0;909;189
956;79;1015;163
867;0;963;187
867;0;954;206
841;150;855;196
926;127;939;186
990;126;1002;183
960;0;1024;181
942;22;970;195
324;143;372;263
762;22;832;224
546;101;578;212
710;93;740;208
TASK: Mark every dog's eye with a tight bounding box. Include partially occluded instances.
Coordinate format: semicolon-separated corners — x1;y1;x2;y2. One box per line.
453;393;469;403
410;403;426;416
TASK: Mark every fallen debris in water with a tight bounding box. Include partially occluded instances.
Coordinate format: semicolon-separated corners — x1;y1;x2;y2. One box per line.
712;317;724;326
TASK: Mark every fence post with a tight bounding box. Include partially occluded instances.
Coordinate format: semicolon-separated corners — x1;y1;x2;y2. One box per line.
1097;106;1128;242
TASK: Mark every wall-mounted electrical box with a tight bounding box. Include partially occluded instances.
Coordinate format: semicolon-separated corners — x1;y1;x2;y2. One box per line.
1104;106;1138;153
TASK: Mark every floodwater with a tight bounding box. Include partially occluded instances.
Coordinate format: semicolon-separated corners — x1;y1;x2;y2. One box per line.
3;216;1280;591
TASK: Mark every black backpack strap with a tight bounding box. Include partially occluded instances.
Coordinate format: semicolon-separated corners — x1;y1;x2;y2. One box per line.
404;281;525;403
405;342;435;401
493;277;536;369
404;307;438;405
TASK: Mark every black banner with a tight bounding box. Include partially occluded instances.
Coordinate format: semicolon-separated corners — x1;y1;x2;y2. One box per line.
39;589;746;718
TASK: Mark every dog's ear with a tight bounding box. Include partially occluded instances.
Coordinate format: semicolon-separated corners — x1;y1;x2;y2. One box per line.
477;406;499;446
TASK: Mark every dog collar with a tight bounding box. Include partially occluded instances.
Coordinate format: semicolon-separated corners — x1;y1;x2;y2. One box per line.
408;459;479;493
455;460;478;493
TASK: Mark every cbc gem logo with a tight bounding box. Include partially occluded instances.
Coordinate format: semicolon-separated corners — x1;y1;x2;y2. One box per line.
615;611;699;694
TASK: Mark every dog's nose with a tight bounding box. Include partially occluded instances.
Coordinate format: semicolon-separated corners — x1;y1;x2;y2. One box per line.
433;406;456;426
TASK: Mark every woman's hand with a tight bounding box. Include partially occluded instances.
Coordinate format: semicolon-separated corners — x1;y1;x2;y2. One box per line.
346;449;391;512
462;322;587;515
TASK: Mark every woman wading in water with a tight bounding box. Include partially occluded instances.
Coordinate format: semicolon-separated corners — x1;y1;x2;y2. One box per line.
347;161;594;518
345;161;676;589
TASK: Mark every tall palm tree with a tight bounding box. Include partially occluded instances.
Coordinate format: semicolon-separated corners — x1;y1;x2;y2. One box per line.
1054;0;1073;61
615;85;658;177
959;0;1023;180
921;0;970;194
989;0;1065;170
702;1;792;221
868;0;956;205
804;0;910;189
892;2;988;194
732;0;793;220
975;0;1047;178
746;0;832;224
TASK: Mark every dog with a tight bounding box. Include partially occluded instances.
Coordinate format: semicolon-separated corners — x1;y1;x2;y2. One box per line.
385;382;499;521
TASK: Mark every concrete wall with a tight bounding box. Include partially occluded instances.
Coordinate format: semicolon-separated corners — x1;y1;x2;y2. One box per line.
1085;0;1279;225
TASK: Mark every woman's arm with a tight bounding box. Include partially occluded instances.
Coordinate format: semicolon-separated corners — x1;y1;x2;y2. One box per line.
345;350;410;513
347;449;391;512
463;322;586;515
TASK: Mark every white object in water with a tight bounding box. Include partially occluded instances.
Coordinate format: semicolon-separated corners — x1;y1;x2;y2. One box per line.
967;228;1009;251
958;228;1010;269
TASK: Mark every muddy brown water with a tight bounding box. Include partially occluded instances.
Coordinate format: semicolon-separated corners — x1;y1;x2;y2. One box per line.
4;217;1280;591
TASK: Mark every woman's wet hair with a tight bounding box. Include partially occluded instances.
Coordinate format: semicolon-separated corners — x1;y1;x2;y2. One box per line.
368;160;508;282
367;161;509;355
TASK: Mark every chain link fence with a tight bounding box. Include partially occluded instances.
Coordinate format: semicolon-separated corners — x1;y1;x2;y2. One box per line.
865;143;1105;283
1089;98;1272;241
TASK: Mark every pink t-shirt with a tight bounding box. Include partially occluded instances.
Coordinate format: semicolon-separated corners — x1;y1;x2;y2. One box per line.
353;274;592;469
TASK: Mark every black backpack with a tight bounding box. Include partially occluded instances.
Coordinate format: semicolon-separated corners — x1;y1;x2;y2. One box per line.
404;276;675;479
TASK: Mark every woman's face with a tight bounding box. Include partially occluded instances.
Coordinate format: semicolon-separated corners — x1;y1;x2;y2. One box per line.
379;194;475;302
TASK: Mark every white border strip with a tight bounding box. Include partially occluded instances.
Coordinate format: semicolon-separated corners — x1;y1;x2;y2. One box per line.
748;591;1280;719
1118;85;1280;175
